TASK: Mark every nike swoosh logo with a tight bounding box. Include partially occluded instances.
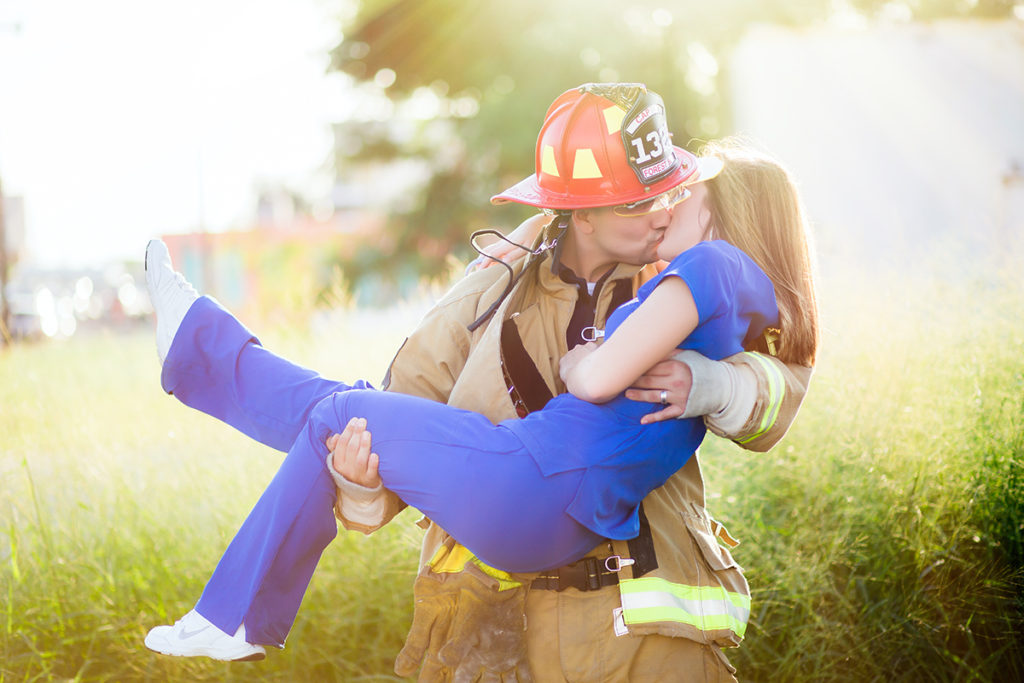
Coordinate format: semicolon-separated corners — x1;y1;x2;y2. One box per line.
178;625;209;640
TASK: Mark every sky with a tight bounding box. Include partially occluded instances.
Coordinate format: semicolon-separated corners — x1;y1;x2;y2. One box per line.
730;20;1024;268
0;0;352;268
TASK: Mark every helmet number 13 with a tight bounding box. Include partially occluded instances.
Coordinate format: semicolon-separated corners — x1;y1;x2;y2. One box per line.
630;127;671;164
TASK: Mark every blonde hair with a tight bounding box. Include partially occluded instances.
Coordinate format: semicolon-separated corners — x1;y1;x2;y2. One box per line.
700;139;819;366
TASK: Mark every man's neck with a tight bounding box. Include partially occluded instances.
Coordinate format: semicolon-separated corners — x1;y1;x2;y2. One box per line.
557;229;616;283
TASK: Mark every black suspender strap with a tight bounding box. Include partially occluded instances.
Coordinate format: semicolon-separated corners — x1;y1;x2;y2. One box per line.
626;503;659;578
500;317;554;415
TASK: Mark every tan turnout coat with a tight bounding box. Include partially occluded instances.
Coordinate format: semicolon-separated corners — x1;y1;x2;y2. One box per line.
338;242;812;678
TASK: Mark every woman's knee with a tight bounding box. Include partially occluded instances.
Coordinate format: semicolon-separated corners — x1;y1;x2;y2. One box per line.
309;391;355;436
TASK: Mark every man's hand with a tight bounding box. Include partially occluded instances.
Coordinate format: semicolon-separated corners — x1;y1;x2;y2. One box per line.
625;356;694;424
327;417;381;488
626;350;742;425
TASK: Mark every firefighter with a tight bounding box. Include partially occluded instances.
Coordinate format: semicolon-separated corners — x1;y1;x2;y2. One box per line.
341;83;814;682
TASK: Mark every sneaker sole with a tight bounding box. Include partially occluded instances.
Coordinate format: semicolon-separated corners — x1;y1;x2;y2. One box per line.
145;641;266;662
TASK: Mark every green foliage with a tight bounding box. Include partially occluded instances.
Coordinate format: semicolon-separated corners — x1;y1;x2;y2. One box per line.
700;264;1024;681
330;0;753;286
0;320;424;681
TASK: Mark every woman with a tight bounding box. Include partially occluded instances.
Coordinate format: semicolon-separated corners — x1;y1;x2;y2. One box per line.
145;139;818;661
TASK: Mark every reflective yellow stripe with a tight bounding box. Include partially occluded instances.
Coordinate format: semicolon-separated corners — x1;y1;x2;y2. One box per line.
429;542;475;573
735;351;784;445
619;577;750;637
428;542;521;591
471;558;521;591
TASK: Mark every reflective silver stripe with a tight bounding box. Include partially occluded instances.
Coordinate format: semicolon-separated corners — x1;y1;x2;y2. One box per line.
619;577;750;636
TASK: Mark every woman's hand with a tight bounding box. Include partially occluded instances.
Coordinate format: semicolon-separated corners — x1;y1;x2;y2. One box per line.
559;341;599;390
327;417;381;488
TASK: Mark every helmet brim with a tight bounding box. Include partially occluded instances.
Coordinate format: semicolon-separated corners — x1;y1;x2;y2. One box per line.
686;155;724;186
491;147;722;210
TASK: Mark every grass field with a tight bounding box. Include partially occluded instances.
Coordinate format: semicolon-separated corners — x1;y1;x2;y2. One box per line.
1;264;1022;682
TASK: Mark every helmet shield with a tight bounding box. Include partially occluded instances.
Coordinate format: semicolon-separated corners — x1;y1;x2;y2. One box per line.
616;86;681;186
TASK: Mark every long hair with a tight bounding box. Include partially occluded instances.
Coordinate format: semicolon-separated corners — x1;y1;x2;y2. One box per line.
701;139;819;366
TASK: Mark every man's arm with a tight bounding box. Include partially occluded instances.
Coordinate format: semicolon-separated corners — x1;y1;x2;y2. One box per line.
706;352;812;451
327;263;537;681
330;296;474;532
626;351;813;452
329;263;512;532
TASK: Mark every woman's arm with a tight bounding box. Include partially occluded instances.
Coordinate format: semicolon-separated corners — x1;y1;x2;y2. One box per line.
560;276;698;403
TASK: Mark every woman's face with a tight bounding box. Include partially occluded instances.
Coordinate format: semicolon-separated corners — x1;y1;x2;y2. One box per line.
657;182;712;261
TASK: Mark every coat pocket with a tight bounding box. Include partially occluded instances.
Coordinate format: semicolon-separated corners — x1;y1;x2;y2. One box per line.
682;507;742;574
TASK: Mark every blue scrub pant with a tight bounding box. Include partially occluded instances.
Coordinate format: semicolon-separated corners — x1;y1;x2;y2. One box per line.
164;297;602;647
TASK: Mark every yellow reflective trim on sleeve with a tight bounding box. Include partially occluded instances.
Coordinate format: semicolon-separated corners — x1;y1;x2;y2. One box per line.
618;576;750;638
735;351;784;445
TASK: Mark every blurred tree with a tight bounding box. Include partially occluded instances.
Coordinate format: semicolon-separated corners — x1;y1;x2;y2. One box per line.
327;0;1017;291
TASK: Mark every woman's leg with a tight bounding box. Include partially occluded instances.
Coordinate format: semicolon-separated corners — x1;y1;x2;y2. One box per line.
146;240;362;452
178;387;599;650
321;390;603;572
161;296;369;452
191;397;344;647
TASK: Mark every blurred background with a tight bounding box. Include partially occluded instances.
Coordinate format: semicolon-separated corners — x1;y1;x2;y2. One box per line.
1;0;1021;341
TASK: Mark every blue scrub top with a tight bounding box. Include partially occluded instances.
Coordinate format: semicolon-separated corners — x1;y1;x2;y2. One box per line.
503;240;778;540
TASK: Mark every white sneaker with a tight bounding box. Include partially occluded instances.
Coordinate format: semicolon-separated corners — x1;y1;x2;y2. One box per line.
144;609;266;661
145;239;198;363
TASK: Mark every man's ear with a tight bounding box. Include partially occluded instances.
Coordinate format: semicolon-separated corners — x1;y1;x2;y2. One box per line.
572;208;595;235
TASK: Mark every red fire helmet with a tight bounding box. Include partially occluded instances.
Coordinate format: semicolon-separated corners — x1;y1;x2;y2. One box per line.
492;83;713;211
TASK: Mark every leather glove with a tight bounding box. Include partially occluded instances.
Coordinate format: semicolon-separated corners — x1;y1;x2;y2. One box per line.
436;577;532;683
395;545;533;682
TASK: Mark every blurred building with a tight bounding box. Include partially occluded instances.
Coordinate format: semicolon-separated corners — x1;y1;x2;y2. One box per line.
160;202;385;326
3;190;388;341
0;194;24;342
3;195;24;259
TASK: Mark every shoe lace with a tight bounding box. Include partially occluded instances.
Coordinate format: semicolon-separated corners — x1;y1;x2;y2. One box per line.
172;271;198;295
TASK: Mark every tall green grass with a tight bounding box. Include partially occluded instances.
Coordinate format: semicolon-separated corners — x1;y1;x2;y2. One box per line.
1;268;1022;681
1;307;427;682
702;264;1024;681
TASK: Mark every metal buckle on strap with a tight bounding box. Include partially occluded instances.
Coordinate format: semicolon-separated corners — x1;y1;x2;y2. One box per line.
604;555;636;573
580;326;605;342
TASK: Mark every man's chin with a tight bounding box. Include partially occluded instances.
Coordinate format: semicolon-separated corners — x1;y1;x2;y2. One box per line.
612;246;660;268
